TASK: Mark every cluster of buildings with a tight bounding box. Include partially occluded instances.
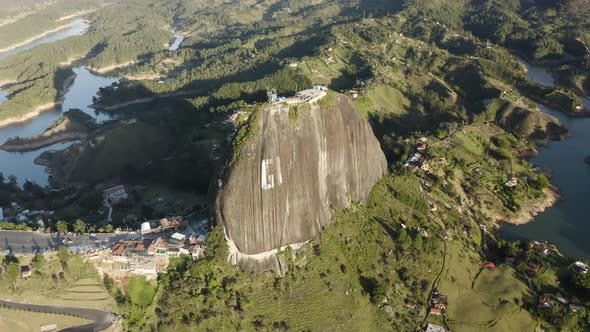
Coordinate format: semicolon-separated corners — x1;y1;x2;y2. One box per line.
97;218;208;278
267;85;328;105
538;293;584;314
429;289;448;316
404;138;438;172
0;201;54;226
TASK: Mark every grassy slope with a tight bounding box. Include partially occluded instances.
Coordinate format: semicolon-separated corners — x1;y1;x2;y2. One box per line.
440;247;536;331
152;122;551;331
0;307;91;331
354;84;409;117
0;254;118;313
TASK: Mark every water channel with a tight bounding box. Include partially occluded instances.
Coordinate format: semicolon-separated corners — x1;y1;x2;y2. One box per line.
0;18;89;60
0;16;120;186
0;67;119;186
169;33;185;51
501;60;590;259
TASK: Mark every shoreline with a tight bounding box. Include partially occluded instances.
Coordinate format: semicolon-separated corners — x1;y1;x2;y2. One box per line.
0;132;85;152
57;9;97;22
87;60;137;74
0;72;77;128
496;186;560;226
0;102;60;128
0;23;74;53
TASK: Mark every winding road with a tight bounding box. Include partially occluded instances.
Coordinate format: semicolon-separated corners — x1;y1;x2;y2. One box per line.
0;300;115;331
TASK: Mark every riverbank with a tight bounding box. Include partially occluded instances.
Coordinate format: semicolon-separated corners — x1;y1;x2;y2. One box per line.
496;187;560;226
0;132;85;152
0;72;77;128
87;60;137;74
0;110;94;152
57;9;97;22
0;23;74;53
0;103;60;128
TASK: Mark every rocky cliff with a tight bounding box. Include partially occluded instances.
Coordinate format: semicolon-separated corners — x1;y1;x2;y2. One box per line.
215;94;387;273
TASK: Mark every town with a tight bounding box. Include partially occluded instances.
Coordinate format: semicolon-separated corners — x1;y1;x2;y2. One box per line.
0;182;209;282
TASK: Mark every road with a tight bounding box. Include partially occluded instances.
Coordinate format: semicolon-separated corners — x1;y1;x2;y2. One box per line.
0;300;115;331
0;230;141;255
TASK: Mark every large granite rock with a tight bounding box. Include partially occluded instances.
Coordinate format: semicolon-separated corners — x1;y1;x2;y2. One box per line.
215;94;387;273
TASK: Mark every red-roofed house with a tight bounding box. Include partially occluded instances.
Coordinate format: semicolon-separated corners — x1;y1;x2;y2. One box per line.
430;308;443;315
103;185;128;206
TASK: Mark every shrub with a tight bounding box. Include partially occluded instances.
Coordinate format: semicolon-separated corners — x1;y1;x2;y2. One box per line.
126;277;156;308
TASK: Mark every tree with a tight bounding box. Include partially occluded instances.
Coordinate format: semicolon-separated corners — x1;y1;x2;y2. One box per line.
574;272;590;290
397;228;411;251
531;174;550;190
346;64;359;77
73;219;86;234
3;262;20;290
36;219;45;231
57;245;70;267
533;37;564;60
414;233;423;250
31;254;45;270
104;224;114;233
56;220;68;234
2;254;18;267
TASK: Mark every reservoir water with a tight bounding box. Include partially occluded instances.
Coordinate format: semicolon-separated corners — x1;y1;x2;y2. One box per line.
501;61;590;258
0;67;119;186
169;34;185;51
0;15;118;187
0;18;88;60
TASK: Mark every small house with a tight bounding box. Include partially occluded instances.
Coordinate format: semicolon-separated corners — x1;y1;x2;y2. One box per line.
430;308;443;315
505;177;518;187
103;185;129;206
404;299;417;309
20;265;31;278
426;323;446;332
484;262;496;269
505;257;515;267
572;261;589;274
538;295;552;308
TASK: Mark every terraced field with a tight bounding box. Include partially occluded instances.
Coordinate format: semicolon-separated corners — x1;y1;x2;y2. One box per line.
58;278;113;305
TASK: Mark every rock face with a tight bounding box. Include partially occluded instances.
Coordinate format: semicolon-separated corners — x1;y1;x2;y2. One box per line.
215;94;387;273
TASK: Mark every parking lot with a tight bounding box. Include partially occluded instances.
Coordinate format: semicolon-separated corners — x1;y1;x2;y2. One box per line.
0;231;59;255
0;231;141;255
